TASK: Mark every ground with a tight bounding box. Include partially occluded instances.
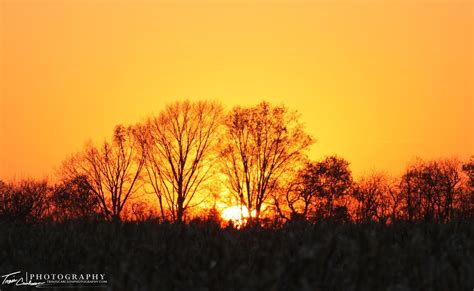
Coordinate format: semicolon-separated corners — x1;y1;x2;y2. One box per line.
0;220;473;290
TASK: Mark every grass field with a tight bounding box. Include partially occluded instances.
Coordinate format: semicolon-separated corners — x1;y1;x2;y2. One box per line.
1;220;473;291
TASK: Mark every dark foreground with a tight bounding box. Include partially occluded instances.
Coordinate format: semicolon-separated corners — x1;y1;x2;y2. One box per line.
0;220;473;291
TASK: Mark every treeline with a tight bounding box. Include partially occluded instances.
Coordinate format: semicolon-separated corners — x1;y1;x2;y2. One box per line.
275;157;473;224
0;101;473;224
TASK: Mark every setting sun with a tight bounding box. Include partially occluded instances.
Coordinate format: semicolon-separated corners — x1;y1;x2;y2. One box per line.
221;206;256;226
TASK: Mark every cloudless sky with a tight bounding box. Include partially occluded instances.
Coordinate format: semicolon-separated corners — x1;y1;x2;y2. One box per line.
0;0;472;180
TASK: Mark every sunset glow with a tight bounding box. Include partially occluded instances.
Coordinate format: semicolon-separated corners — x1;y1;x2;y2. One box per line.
0;0;472;181
221;206;255;226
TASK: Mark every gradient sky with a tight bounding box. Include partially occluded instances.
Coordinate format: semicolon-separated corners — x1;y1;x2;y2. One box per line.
0;0;473;180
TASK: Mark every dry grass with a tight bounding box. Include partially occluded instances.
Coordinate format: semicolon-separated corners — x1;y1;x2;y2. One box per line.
0;220;473;290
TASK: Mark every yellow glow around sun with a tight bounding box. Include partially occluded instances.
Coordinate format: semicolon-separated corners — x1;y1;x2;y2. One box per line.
221;206;256;226
221;206;248;221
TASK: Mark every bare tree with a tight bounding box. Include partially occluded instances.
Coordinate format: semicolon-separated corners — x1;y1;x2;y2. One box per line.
351;173;402;223
462;157;474;189
303;156;353;221
459;157;474;218
0;179;50;222
351;174;383;223
384;178;404;223
141;100;223;223
61;125;146;222
51;175;102;221
400;159;462;223
273;163;316;222
221;102;313;222
273;159;332;222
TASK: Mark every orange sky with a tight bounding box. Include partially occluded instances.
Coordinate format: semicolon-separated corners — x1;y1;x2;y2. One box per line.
0;0;473;180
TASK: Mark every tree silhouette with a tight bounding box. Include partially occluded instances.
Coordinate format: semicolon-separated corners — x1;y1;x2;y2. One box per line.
275;156;353;222
351;173;401;223
273;165;314;222
462;157;474;189
51;175;102;221
400;159;462;223
61;125;146;222
140;100;223;223
304;156;353;220
221;102;312;222
2;98;472;226
0;179;50;222
352;174;383;222
458;157;474;219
